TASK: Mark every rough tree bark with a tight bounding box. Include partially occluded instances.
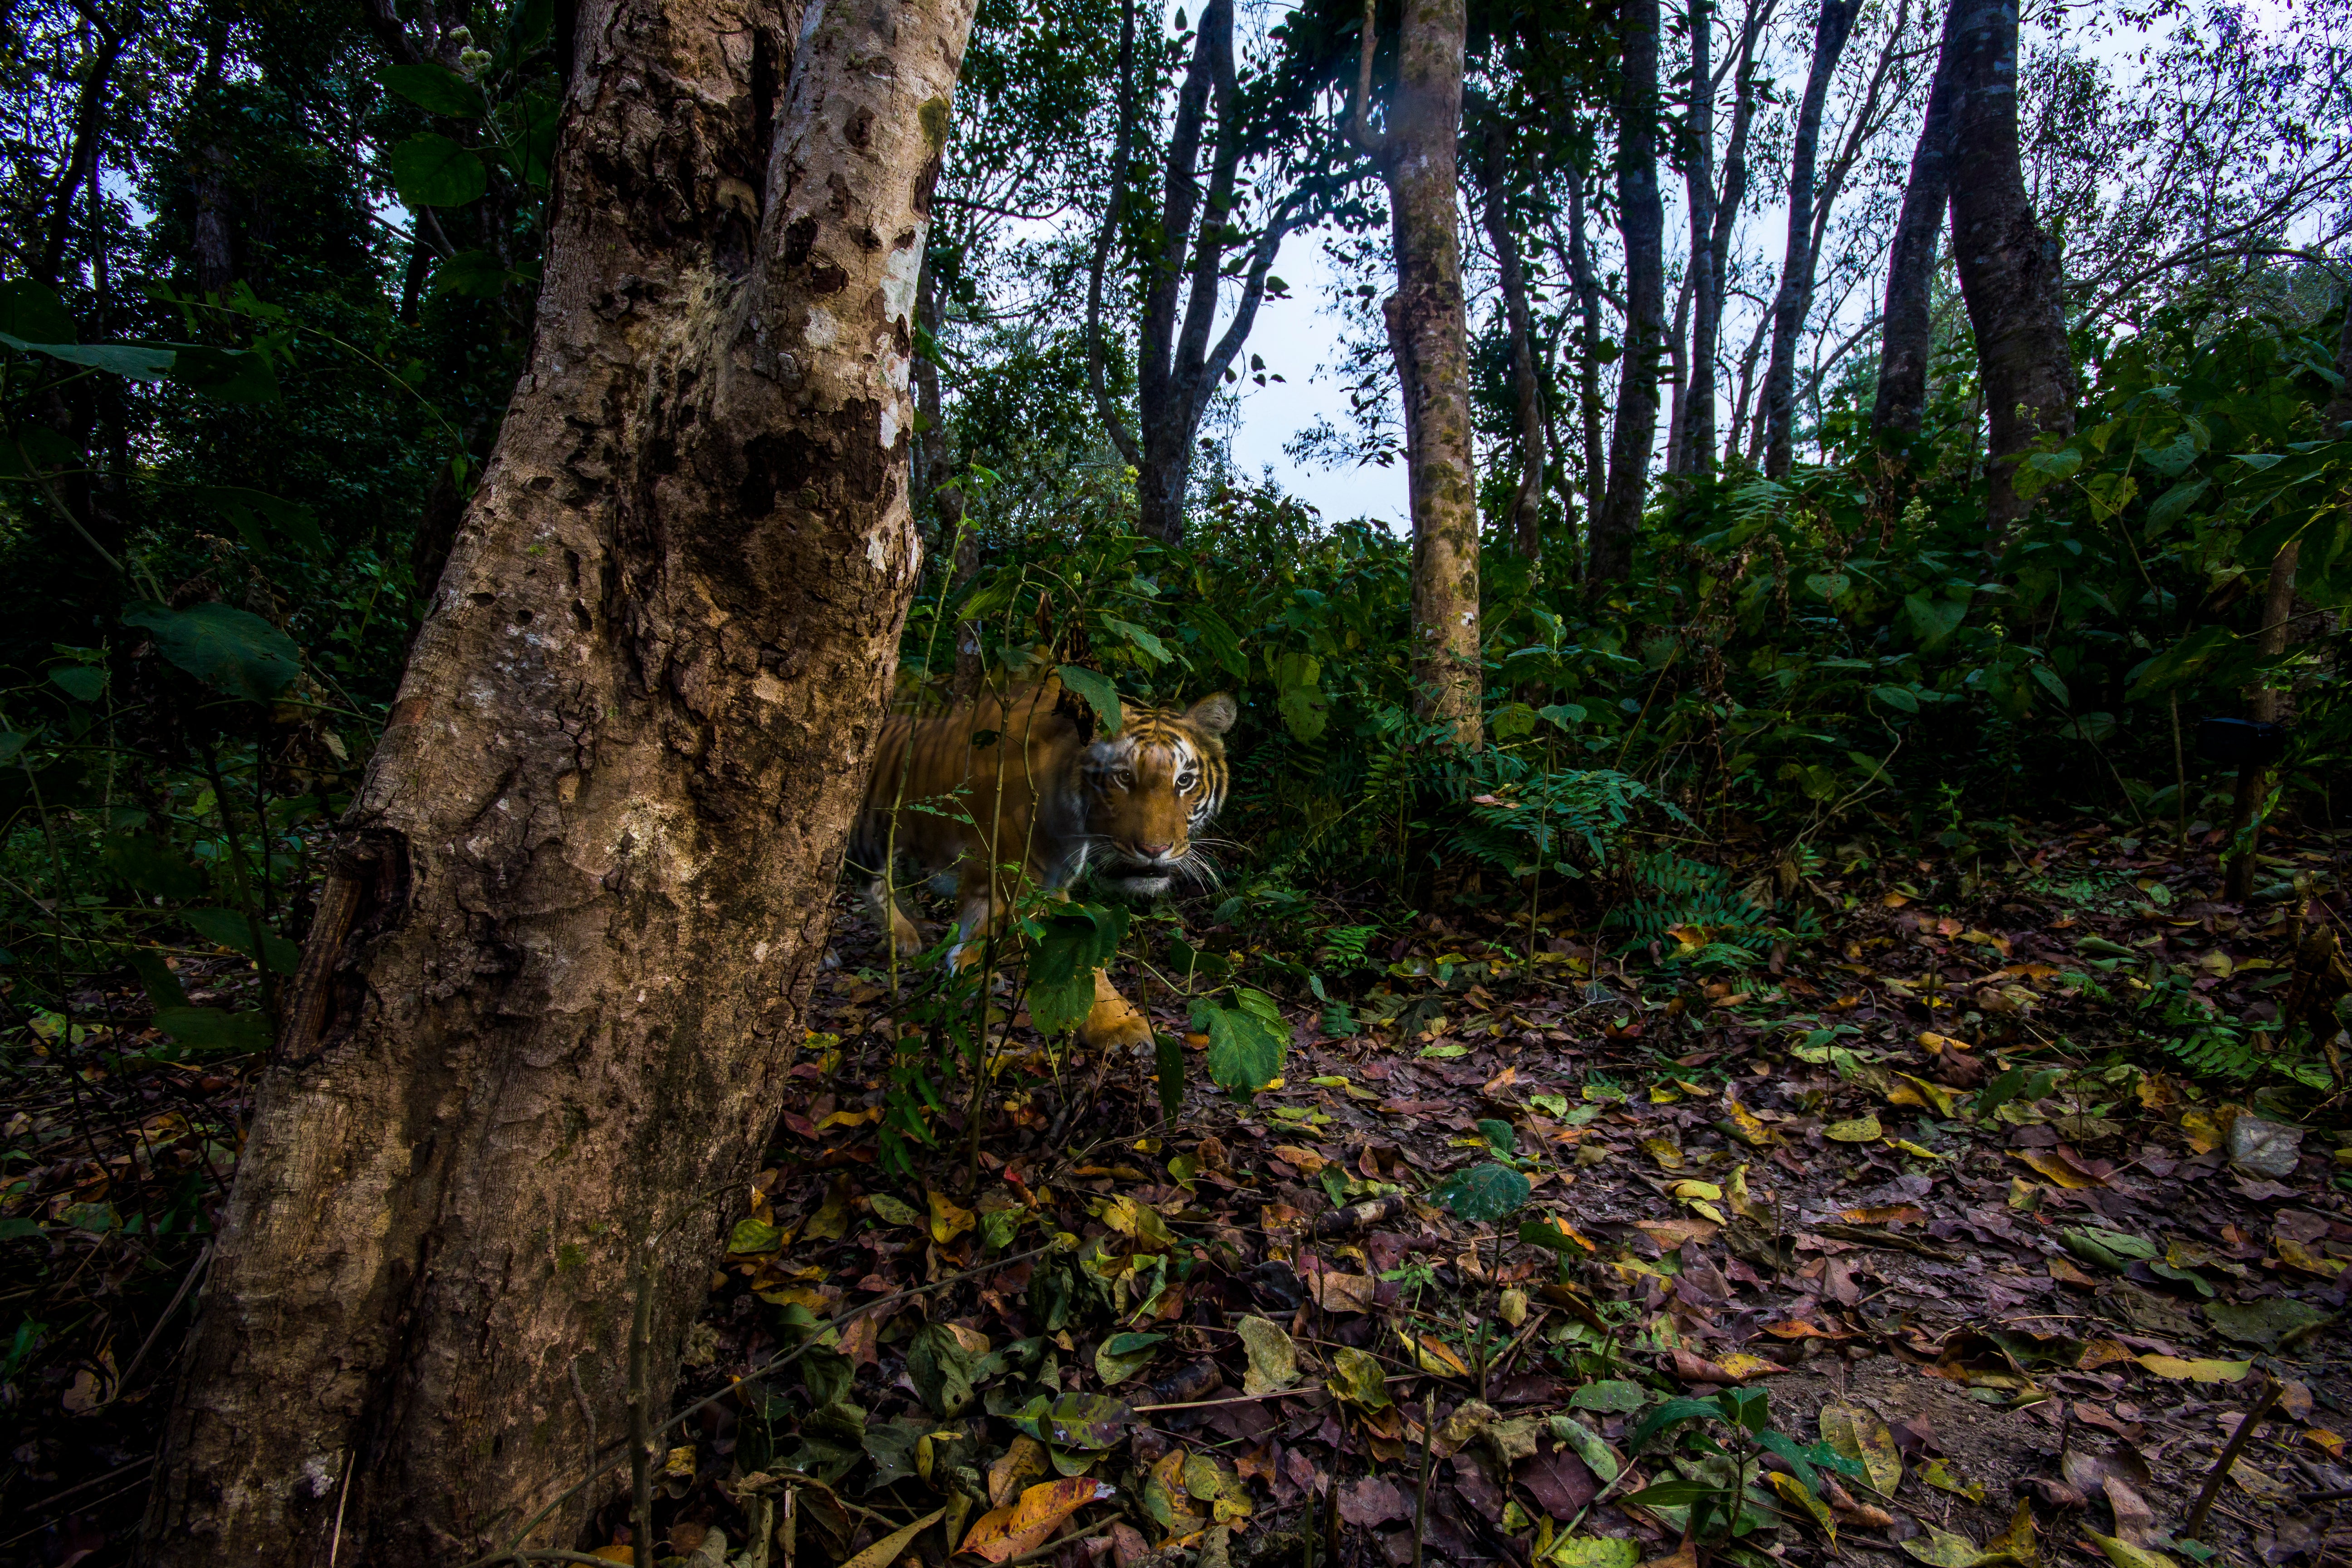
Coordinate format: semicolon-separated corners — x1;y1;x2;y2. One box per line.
1088;0;1305;544
1676;0;1715;475
1872;0;1961;436
1590;0;1664;585
1760;0;1860;477
1946;0;2075;535
34;4;130;286
1477;121;1547;564
145;0;975;1563
1352;0;1480;740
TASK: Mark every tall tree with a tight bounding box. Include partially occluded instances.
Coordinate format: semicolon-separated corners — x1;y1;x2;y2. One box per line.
1674;0;1772;475
1872;0;1961;436
1351;0;1480;739
1088;0;1311;544
1589;0;1665;584
1945;0;2075;533
146;0;977;1562
1475;115;1549;564
1556;163;1611;535
1759;0;1859;477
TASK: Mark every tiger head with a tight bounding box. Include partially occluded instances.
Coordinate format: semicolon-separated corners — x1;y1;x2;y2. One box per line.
1078;692;1238;896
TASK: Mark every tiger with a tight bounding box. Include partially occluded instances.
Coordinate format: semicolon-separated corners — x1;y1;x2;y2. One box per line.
848;676;1236;1051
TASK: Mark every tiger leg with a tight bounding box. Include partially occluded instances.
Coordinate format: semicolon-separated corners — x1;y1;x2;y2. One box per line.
861;872;928;958
1077;968;1153;1055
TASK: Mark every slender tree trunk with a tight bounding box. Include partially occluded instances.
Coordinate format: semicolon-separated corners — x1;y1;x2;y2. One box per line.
1480;128;1547;564
1563;171;1609;525
35;10;127;285
1946;0;2075;535
1760;0;1859;477
1680;0;1718;475
1697;0;1768;470
1591;0;1665;585
1355;0;1480;739
145;2;974;1564
1725;299;1770;466
1663;267;1692;475
1873;0;1960;436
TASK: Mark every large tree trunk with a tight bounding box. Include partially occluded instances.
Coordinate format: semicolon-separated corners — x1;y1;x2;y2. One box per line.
1760;0;1859;477
1479;126;1547;564
145;1;975;1563
1946;0;2075;534
1872;0;1960;436
1590;0;1664;585
1354;0;1480;739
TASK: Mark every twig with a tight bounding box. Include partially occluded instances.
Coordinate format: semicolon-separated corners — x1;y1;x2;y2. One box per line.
112;1242;211;1397
2185;1376;2280;1540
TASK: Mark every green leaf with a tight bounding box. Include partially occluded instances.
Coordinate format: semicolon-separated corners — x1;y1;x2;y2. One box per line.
1871;684;1920;713
382;62;483;116
1475;1117;1516;1154
1183;605;1247;678
1627;1396;1724;1452
728;1217;784;1254
181;907;303;975
430;250;521;298
194;487;324;556
1620;1478;1718;1507
1192;1000;1284;1101
0;279;78;343
150;1006;270;1054
167;343;279;402
1;338;177;380
1273;650;1326;742
124;946;189;1010
49;666;106;702
1904;592;1968;651
389;133;490;206
2031;665;2070;706
1490;702;1538;740
1055;665;1123;735
2144;477;2209;534
1101;617;1171;665
1156;1030;1184;1121
1095;1331;1166;1386
1431;1161;1529;1224
124;602;301;702
1545;1540;1640;1568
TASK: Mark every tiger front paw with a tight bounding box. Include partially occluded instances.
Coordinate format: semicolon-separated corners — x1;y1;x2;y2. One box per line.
1078;970;1154;1056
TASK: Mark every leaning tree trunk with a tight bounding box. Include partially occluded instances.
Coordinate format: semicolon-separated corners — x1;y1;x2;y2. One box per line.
1355;0;1480;741
1563;168;1609;531
1678;0;1717;477
1759;0;1859;477
1872;0;1961;437
1946;0;2075;536
1590;0;1665;585
145;1;975;1563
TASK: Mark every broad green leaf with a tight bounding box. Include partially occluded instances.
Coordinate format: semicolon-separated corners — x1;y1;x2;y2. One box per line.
1904;592;1968;651
49;666;105;702
1193;1000;1283;1101
1431;1161;1529;1224
868;1193;921;1227
1236;1316;1297;1395
1569;1378;1646;1414
1182;604;1247;678
431;250;521;298
1101;617;1170;665
728;1218;783;1254
0;279;77;343
382;62;483;116
1094;1331;1165;1386
181;907;302;975
150;1006;270;1054
389;133;490;206
1627;1396;1723;1453
1155;1029;1184;1121
124;602;302;702
3;338;176;380
1054;665;1123;735
1544;1539;1639;1568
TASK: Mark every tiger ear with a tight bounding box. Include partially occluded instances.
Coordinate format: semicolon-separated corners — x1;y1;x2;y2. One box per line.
1182;693;1238;736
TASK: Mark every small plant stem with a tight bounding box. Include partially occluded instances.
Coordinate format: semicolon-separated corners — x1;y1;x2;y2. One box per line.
1323;1477;1341;1566
629;1240;657;1566
2185;1377;2279;1540
780;1486;794;1568
200;739;282;1034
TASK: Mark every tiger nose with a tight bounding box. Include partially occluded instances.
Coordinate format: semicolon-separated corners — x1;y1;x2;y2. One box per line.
1139;843;1173;860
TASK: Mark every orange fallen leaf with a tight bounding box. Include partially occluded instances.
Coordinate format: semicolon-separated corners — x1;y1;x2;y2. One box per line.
1758;1318;1856;1341
960;1478;1116;1562
1839;1204;1927;1227
1270;1145;1328;1174
1308;1271;1377;1314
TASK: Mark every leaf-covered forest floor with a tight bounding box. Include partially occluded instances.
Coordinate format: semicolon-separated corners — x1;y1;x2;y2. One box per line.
10;821;2352;1568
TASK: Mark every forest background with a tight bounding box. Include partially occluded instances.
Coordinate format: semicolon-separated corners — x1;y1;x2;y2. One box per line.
3;0;2352;1559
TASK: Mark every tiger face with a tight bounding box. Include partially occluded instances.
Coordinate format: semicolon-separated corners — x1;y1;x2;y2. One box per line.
1080;694;1237;897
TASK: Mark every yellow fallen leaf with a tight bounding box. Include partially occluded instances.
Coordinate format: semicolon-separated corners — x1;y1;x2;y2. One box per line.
1726;1164;1773;1224
1271;1144;1328;1174
2085;1531;2177;1568
959;1480;1113;1563
1892;1073;1960;1117
1891;1139;1947;1160
2179;1109;2224;1154
2012;1150;2099;1190
1718;1096;1779;1147
1640;1137;1685;1170
1414;1334;1472;1377
988;1436;1050;1507
928;1189;976;1244
1917;1030;1970;1053
1824;1115;1882;1143
1714;1353;1786;1381
1922;1457;1985;1502
2276;1236;2347;1277
1668;1179;1723;1201
1820;1403;1901;1497
2135;1354;2252;1383
1767;1469;1836;1541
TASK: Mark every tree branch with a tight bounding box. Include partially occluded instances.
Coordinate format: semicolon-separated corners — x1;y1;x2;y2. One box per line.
1084;0;1143;467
